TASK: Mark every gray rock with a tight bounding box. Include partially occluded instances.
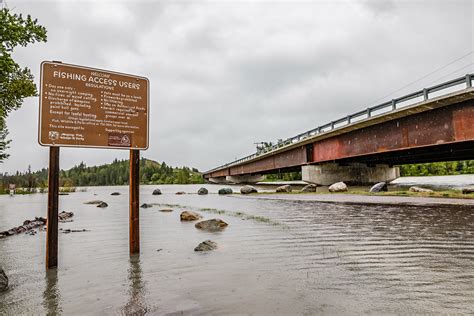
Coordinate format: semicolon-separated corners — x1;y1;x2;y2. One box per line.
194;240;218;252
462;186;474;194
152;189;162;195
328;182;348;193
140;203;153;208
175;191;185;195
240;185;258;194
159;208;173;212
301;184;317;192
111;192;121;196
370;182;388;193
409;186;433;193
96;202;108;208
218;188;233;195
84;200;104;205
276;185;292;193
195;219;228;232
197;187;208;195
0;267;8;292
180;211;202;221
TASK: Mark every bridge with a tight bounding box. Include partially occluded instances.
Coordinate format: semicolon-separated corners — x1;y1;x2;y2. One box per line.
203;74;474;185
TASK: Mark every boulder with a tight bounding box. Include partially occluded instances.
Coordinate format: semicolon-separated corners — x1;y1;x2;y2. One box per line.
140;203;153;208
240;185;258;194
301;184;317;192
175;191;186;195
276;185;292;193
197;187;208;195
111;192;121;196
96;202;108;208
84;200;104;205
152;189;162;195
195;219;228;232
218;188;233;195
58;211;74;222
328;182;348;193
409;186;433;193
369;182;388;193
180;211;202;221
461;186;474;194
0;268;8;292
159;208;173;212
194;240;218;252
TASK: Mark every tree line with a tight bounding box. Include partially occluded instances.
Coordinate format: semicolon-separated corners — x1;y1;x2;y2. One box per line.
0;158;204;192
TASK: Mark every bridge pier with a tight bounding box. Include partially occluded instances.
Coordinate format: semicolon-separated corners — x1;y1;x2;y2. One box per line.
208;177;228;184
226;174;264;184
302;163;399;186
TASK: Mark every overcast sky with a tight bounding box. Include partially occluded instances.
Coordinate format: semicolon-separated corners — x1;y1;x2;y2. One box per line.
2;0;473;174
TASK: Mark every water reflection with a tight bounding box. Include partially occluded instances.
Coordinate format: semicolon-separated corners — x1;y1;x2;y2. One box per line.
42;269;62;315
121;255;147;315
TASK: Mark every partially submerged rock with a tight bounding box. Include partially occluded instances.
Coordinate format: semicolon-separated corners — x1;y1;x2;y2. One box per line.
276;185;292;193
152;189;162;195
61;229;88;234
175;191;186;195
159;208;173;212
58;211;74;222
195;219;228;232
84;200;104;205
197;187;208;195
301;184;317;192
461;186;474;194
111;192;121;196
96;202;108;208
218;188;233;195
370;182;388;193
409;186;433;193
329;182;348;193
0;268;8;292
240;185;257;194
194;240;217;252
180;211;202;221
140;203;153;208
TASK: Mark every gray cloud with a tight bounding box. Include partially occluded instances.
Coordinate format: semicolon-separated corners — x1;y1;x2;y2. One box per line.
2;0;473;174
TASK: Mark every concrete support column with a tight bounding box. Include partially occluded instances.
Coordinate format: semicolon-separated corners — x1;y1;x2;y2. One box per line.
302;163;400;185
226;174;264;184
208;177;228;184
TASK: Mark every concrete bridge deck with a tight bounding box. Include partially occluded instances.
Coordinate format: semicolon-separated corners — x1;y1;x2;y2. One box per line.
204;75;474;185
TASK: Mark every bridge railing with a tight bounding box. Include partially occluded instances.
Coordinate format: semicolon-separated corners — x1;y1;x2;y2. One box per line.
205;73;473;174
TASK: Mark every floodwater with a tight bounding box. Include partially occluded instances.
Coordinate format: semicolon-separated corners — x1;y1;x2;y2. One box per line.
0;180;473;314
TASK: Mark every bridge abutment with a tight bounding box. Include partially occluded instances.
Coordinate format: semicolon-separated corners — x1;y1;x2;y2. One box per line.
226;174;265;184
208;177;228;184
302;163;400;185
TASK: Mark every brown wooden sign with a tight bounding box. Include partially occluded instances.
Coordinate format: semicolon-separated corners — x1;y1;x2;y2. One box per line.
39;61;149;149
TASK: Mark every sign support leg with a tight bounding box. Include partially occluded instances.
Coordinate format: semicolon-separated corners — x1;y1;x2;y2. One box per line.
129;149;140;254
46;146;60;269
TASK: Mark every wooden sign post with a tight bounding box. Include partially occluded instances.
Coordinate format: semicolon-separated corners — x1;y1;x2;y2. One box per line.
39;61;149;268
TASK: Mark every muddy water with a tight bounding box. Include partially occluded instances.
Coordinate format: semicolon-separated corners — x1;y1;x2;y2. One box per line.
0;184;473;314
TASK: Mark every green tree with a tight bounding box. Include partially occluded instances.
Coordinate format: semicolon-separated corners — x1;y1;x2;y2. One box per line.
0;8;47;161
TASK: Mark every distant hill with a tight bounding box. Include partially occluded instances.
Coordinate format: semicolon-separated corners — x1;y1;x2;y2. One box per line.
0;158;204;190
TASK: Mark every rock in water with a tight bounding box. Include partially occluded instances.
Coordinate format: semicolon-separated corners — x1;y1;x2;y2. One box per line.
0;268;8;292
218;188;233;195
140;203;153;208
152;189;162;195
195;219;228;232
240;185;257;194
84;200;104;205
194;240;217;252
370;182;388;193
461;186;474;194
328;182;348;192
409;186;433;193
197;187;208;195
159;208;173;212
175;191;185;195
301;184;317;192
276;185;292;193
58;211;74;222
96;202;108;208
111;192;121;196
180;211;202;221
